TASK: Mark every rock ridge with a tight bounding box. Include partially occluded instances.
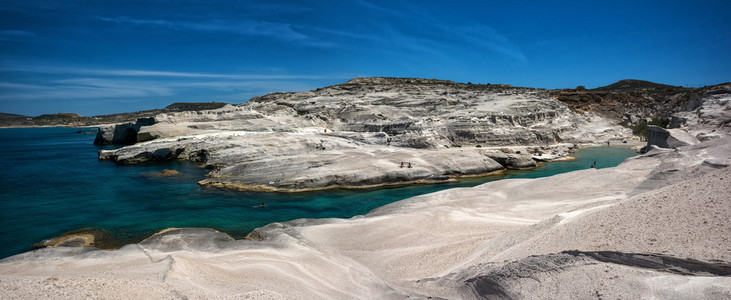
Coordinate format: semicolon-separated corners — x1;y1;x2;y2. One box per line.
96;77;632;191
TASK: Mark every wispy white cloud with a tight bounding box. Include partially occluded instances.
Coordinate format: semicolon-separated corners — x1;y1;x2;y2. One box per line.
0;79;174;101
447;24;528;62
93;16;334;47
92;69;328;80
351;0;527;62
91;3;525;60
0;62;350;104
373;24;450;58
0;82;41;90
352;0;404;18
0;63;331;80
0;76;332;105
0;30;37;41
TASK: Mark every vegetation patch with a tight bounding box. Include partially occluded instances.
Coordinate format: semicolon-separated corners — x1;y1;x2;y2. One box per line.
631;117;670;137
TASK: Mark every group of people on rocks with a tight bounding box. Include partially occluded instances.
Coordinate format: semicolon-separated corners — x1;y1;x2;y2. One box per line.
399;161;413;168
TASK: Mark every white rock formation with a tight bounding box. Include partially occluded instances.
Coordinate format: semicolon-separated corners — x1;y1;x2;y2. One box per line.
644;125;700;151
671;89;731;140
97;78;631;191
2;78;728;298
641;87;731;153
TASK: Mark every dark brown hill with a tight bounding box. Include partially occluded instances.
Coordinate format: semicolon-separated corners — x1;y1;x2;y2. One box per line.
0;113;29;120
551;81;730;126
593;79;684;92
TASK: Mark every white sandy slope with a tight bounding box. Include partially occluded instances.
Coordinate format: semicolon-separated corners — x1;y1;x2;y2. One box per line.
1;138;729;299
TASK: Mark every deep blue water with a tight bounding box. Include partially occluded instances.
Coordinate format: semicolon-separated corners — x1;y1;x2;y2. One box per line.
0;127;638;259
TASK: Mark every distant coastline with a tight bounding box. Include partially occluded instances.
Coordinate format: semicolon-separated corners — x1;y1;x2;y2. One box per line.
3;78;728;129
0;102;229;128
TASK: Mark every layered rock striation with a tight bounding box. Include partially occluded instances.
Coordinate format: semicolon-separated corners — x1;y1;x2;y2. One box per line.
97;77;631;191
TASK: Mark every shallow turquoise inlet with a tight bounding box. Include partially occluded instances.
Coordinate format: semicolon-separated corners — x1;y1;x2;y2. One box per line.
0;127;638;259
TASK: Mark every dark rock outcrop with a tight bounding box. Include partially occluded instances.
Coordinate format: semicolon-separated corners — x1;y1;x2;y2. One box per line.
460;251;731;300
94;117;155;145
482;151;537;169
642;125;699;152
31;228;120;250
553;81;731;128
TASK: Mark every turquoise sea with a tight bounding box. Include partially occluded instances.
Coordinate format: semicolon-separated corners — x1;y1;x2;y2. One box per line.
0;127;638;259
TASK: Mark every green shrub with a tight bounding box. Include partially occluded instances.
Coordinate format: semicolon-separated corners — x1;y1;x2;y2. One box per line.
632;117;669;137
649;117;670;128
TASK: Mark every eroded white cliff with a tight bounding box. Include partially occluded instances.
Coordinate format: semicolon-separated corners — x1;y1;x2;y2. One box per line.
97;78;632;191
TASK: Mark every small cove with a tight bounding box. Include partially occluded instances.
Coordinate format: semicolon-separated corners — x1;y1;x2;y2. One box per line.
0;127;638;259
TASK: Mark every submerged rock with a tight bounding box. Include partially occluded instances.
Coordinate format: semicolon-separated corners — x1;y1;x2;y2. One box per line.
31;228;118;250
159;169;179;176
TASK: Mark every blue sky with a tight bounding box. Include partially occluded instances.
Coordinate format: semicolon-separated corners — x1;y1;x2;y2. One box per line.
1;0;729;116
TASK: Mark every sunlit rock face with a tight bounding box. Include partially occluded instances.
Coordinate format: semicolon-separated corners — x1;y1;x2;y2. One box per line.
96;77;632;191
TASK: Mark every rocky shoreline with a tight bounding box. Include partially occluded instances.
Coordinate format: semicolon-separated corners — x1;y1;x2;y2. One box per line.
1;77;729;298
95;77;633;192
2;132;728;299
